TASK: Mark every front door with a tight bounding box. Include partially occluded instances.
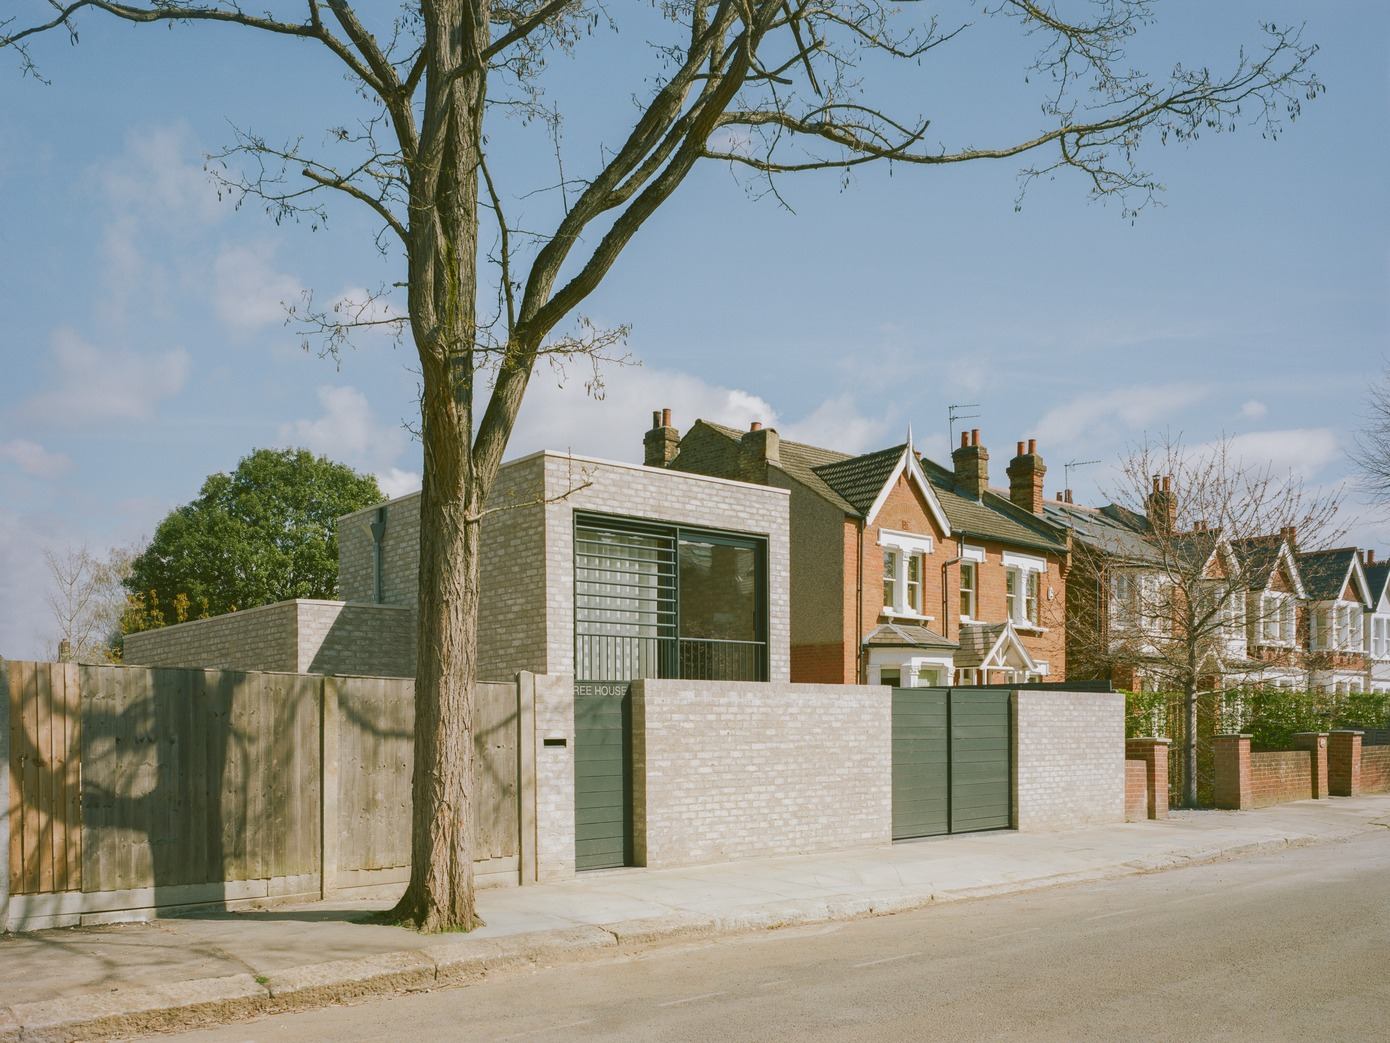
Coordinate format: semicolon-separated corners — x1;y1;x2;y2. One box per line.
573;681;633;871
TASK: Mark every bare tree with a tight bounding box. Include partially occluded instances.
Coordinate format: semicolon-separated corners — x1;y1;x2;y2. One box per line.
1066;435;1340;805
1351;364;1390;504
4;2;1323;929
44;544;138;663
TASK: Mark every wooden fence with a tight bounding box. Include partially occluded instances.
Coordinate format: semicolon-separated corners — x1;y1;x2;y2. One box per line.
2;661;530;930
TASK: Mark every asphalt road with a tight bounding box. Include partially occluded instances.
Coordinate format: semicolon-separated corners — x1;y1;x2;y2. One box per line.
162;831;1390;1042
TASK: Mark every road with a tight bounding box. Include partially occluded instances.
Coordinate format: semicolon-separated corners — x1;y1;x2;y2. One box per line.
162;831;1390;1042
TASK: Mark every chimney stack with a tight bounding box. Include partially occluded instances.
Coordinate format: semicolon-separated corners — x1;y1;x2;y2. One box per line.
643;406;680;468
1006;437;1047;515
1145;474;1177;535
739;422;780;482
1281;525;1298;551
952;428;989;500
1368;549;1377;565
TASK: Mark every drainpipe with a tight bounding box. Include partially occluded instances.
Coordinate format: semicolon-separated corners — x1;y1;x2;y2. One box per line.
940;537;964;683
370;506;388;604
856;520;865;683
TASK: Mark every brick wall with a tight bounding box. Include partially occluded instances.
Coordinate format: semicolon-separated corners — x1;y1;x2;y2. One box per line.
532;672;576;882
1125;760;1148;822
631;679;891;868
124;601;300;672
1249;750;1314;808
1362;746;1390;794
1014;689;1125;830
123;600;415;677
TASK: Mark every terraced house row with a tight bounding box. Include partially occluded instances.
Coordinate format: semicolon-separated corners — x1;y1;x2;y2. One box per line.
646;410;1390;696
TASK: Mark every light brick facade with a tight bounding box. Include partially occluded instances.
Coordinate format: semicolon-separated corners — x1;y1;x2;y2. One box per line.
123;600;415;677
338;451;791;682
1013;689;1125;831
630;679;892;868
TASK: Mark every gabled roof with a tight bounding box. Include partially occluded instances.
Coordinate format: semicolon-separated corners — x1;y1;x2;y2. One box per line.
1366;562;1390;607
813;443;951;534
863;622;959;651
1297;547;1372;605
1230;535;1305;596
693;422;1066;554
954;621;1038;672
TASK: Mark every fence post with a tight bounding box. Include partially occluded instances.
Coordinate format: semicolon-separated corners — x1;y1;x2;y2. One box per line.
1292;732;1329;799
516;672;537;885
1125;737;1171;819
320;675;341;900
1213;734;1252;810
1328;730;1363;797
1;661;11;928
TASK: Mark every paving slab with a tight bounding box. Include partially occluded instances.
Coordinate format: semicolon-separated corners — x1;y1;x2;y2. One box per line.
0;795;1386;1041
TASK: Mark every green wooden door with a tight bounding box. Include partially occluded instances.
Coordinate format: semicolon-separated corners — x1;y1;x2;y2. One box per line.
949;687;1012;833
573;682;633;870
891;687;950;840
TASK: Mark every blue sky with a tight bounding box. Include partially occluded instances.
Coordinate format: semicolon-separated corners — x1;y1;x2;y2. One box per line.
0;2;1385;658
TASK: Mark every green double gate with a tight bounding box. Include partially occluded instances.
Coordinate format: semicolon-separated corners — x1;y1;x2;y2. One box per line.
892;687;1013;840
574;681;634;871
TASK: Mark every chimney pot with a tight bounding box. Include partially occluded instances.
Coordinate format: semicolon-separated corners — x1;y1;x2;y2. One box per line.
970;428;980;446
644;408;680;467
1066;490;1074;504
1006;433;1046;514
750;421;762;431
651;410;661;430
1057;491;1064;501
1016;441;1026;457
1162;475;1172;493
661;407;672;428
1368;549;1376;564
1028;438;1037;454
960;431;969;448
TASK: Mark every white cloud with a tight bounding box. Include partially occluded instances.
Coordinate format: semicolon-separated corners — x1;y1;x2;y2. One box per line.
782;395;891;454
510;365;778;461
0;439;72;478
213;243;304;330
376;467;423;499
279;385;417;496
1240;399;1268;420
100;124;224;227
1211;427;1341;481
1034;383;1212;447
24;327;190;423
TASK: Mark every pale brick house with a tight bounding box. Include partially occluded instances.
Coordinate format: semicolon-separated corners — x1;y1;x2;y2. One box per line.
647;413;1070;686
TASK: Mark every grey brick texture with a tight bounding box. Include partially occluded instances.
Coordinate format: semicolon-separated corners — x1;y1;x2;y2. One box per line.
631;679;891;868
1013;689;1126;830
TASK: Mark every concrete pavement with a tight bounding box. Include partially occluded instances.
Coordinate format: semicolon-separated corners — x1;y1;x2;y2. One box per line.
1;795;1387;1041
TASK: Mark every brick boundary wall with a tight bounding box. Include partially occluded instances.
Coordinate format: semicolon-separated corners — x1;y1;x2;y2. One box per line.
1362;745;1390;794
1124;761;1147;822
1014;690;1125;831
1329;730;1362;796
1249;751;1314;808
1215;733;1331;810
1125;737;1170;820
631;679;891;868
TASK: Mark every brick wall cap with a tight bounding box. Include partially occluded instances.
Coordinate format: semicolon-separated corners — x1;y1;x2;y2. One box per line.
1126;736;1172;747
1214;733;1253;740
1292;731;1330;738
1329;728;1365;735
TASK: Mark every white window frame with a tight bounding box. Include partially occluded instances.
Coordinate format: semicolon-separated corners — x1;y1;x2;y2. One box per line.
959;559;978;620
1260;592;1294;647
879;529;934;620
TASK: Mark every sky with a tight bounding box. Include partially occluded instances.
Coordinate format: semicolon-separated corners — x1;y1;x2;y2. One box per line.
0;2;1385;658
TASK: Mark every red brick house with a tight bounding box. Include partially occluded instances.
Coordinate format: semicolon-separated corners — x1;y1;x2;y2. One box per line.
645;413;1070;686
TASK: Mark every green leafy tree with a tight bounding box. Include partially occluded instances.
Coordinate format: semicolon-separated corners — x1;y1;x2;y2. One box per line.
125;448;384;624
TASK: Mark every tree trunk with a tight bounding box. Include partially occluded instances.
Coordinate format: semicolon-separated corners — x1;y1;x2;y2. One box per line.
1183;682;1199;808
391;395;484;932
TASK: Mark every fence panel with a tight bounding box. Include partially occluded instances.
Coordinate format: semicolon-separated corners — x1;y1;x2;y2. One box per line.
80;665;320;894
5;660;81;895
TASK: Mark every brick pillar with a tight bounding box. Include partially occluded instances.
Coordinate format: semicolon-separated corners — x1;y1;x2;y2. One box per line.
1125;737;1171;819
1328;730;1363;797
1214;734;1252;811
1293;732;1329;799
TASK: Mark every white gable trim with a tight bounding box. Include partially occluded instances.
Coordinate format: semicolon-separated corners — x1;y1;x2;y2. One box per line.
1345;555;1373;607
981;622;1038;673
1273;542;1307;599
863;446;952;536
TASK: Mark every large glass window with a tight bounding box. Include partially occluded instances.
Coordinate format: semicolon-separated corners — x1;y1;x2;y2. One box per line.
575;514;766;682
